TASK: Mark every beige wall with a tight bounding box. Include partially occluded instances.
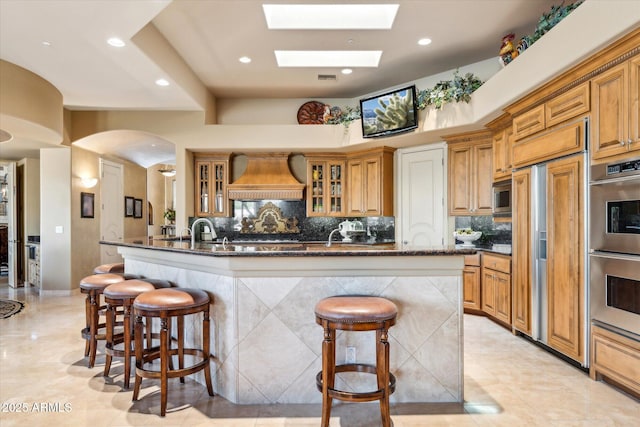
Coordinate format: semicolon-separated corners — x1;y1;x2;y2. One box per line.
19;158;40;237
40;147;71;293
146;165;170;236
123;162;148;239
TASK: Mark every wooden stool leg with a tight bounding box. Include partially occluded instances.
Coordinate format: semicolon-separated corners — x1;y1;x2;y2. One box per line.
84;293;91;357
132;315;144;402
123;301;132;389
377;328;391;427
321;325;335;427
88;291;99;368
160;317;169;417
103;302;114;376
178;315;185;384
202;308;214;396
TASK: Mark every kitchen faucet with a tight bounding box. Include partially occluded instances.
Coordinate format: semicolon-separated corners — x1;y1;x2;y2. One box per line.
190;218;216;249
178;228;191;243
326;228;340;247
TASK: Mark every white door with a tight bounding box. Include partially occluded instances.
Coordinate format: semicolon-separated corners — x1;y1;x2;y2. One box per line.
100;159;124;264
397;145;446;246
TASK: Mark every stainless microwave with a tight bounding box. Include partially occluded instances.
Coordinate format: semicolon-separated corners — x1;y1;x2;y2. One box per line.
493;181;512;217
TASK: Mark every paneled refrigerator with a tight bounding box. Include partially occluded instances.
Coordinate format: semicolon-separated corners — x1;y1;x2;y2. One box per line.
512;151;589;367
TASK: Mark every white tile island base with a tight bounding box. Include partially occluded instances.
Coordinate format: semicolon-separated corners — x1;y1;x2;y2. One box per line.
117;245;464;405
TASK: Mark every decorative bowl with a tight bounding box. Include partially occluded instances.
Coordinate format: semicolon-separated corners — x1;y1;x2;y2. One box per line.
453;231;482;247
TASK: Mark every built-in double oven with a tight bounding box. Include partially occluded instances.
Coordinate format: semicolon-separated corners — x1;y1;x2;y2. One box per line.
589;157;640;337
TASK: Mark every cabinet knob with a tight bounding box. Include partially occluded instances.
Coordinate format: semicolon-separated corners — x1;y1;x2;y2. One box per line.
629;139;633;145
620;140;626;146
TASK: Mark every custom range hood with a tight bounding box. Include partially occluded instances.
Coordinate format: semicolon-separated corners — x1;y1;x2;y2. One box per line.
227;153;305;200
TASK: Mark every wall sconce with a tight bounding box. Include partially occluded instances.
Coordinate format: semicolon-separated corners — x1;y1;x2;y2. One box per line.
159;168;176;177
81;177;98;188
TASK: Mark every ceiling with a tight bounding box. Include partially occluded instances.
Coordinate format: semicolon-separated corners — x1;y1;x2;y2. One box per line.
0;0;560;165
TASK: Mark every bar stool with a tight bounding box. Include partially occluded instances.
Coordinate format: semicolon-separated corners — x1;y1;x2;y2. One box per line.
132;288;214;416
103;278;173;388
93;262;125;274
315;296;398;427
80;272;139;368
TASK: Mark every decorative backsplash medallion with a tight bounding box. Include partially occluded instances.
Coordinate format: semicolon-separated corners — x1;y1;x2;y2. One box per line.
240;202;299;234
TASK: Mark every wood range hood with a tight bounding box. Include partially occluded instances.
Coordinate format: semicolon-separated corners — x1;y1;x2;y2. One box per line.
227;153;305;200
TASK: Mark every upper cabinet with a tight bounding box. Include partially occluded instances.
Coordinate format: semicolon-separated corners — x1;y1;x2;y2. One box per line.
306;155;346;217
512;82;590;142
591;57;640;161
487;114;513;182
345;147;395;217
445;130;493;216
194;153;231;217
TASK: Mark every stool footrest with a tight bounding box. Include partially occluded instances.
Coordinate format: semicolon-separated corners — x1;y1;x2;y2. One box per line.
136;348;210;380
316;363;396;402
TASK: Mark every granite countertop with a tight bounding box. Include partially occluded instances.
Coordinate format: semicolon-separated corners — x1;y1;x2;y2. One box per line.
101;236;477;257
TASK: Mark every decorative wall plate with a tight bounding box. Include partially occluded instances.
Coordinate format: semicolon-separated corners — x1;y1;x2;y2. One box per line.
297;101;326;124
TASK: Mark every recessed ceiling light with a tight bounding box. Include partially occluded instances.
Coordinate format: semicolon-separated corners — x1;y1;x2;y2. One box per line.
275;51;382;67
418;38;432;46
263;4;399;29
155;78;170;87
341;68;353;75
41;41;52;47
239;56;252;64
107;37;125;47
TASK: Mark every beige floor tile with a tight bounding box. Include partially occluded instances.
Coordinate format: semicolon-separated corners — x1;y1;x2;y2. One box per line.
1;281;638;427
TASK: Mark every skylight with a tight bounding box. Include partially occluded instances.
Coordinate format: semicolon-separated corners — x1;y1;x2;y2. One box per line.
263;4;399;29
274;50;382;68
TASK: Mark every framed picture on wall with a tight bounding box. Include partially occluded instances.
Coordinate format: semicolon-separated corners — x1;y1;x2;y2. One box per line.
125;196;134;217
134;198;143;218
81;192;94;218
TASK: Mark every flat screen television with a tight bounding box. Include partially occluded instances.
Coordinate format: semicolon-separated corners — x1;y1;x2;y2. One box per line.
359;85;418;138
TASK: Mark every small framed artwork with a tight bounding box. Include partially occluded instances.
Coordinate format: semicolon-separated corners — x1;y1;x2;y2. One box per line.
134;198;143;218
125;196;134;217
81;192;94;218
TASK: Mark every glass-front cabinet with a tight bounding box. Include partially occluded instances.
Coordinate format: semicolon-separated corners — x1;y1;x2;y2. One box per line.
194;153;230;217
306;156;345;216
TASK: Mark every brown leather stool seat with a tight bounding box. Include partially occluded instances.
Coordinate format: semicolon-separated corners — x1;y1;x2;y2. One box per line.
132;288;214;416
315;296;398;427
103;279;173;388
80;272;139;368
93;262;125;274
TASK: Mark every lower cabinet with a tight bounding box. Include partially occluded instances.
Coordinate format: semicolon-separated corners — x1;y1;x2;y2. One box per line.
481;253;512;326
463;254;481;312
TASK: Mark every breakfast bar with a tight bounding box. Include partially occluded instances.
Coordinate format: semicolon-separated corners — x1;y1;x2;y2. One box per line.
102;238;474;405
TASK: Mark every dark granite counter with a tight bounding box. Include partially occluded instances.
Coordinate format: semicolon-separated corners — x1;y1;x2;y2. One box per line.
101;236;477;257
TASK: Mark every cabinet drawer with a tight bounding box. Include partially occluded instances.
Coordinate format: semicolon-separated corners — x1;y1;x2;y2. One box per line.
546;82;590;128
513;104;545;141
482;253;511;274
591;325;640;396
464;253;480;267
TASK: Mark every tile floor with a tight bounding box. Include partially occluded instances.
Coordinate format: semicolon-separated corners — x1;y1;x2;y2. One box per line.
0;282;638;426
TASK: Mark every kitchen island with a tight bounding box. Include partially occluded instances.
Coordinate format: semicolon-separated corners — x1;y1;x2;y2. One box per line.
102;237;474;405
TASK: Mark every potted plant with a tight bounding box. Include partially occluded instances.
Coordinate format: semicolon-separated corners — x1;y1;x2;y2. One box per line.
163;208;175;224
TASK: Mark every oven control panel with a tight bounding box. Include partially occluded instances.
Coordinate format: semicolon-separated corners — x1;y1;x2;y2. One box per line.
606;159;640;176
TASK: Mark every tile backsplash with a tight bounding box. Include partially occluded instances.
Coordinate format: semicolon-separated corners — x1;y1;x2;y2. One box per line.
189;200;395;243
454;216;511;246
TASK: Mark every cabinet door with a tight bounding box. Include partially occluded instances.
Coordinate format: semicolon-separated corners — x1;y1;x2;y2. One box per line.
327;161;345;216
363;156;381;215
591;62;630;161
307;160;345;216
474;143;494;214
482;269;496;317
492;127;513;182
448;145;472;215
346;158;365;215
630;56;640;153
495;271;512;325
512;168;532;335
195;160;212;216
463;265;481;311
546;155;584;363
